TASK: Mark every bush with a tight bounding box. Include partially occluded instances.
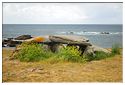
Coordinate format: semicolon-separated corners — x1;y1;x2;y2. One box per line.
17;43;85;63
17;42;52;62
111;44;120;55
57;46;85;63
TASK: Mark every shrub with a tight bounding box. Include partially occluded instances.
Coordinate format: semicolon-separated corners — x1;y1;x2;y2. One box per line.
16;42;85;62
57;46;85;63
17;42;52;62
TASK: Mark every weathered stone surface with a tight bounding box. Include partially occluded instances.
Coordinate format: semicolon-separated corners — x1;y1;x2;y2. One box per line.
3;40;16;47
48;44;59;52
2;40;7;47
48;44;65;52
25;36;51;43
7;40;21;47
49;35;89;42
2;39;11;47
49;35;91;46
84;45;110;55
15;35;32;40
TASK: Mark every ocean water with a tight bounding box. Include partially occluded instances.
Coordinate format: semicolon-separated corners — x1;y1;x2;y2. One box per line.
2;24;123;48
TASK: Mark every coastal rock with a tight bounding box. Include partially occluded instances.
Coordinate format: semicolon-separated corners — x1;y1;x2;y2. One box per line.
15;35;32;40
25;36;51;43
8;38;13;40
3;35;32;47
2;39;18;47
49;35;89;42
49;35;91;46
100;32;110;34
42;45;49;51
84;45;110;55
48;35;92;52
2;40;8;47
48;44;64;52
7;40;21;47
69;31;74;34
48;44;59;52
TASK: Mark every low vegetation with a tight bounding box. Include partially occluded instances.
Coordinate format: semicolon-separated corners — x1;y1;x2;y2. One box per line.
14;42;121;63
85;44;121;61
16;42;53;62
2;43;122;82
111;44;121;55
84;51;110;61
56;46;85;63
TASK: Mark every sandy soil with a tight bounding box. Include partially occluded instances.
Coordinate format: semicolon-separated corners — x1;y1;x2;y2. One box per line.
2;48;123;82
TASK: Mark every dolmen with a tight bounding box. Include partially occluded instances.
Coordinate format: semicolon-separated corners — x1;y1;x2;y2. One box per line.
7;35;110;59
47;35;110;54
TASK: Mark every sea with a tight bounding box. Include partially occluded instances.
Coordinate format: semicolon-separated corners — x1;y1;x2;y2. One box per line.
2;24;123;48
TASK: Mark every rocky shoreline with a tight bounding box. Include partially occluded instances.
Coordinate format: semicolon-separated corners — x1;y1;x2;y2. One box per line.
2;35;32;47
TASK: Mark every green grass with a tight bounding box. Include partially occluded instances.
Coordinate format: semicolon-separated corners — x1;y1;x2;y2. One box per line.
84;51;110;61
15;42;121;62
84;44;121;61
111;44;120;55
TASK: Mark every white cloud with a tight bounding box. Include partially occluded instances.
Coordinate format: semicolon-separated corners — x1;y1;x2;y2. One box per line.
3;3;122;24
3;3;88;24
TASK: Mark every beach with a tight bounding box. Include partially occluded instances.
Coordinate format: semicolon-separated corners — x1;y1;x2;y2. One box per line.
2;48;122;82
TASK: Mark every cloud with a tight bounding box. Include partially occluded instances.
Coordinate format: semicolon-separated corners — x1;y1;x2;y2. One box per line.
3;3;122;24
3;3;88;24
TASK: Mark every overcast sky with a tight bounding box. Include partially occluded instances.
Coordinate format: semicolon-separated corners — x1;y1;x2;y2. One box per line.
3;3;122;24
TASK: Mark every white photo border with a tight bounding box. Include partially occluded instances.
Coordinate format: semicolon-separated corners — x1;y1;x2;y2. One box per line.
0;0;124;85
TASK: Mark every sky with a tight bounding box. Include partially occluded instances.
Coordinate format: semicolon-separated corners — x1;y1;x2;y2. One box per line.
3;3;123;24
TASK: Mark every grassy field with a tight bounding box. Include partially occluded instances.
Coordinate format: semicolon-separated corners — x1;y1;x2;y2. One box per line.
2;48;122;82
